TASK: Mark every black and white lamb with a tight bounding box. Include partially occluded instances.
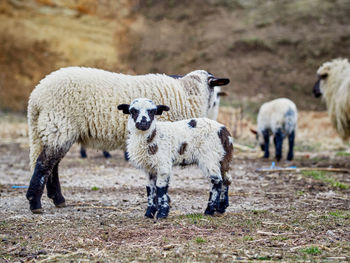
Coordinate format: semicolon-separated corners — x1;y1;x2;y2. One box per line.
118;98;233;219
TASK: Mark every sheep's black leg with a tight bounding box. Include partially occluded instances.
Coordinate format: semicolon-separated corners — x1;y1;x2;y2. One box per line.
287;130;295;161
80;146;87;158
145;173;157;218
124;151;129;161
156;174;170;219
103;151;111;158
262;129;270;158
205;176;222;216
274;128;283;161
26;148;64;213
46;163;66;207
216;183;229;214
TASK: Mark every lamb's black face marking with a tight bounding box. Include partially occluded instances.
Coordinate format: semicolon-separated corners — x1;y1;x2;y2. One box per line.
188;119;197;128
313;77;322;98
178;142;188;155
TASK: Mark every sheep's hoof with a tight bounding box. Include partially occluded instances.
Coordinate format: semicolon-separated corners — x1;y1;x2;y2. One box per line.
204;206;215;216
216;203;228;214
55;202;66;208
145;206;157;218
31;208;43;214
103;151;111;158
156;207;169;219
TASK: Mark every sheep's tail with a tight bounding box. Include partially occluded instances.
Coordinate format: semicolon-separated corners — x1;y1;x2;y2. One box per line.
218;126;234;185
28;101;42;172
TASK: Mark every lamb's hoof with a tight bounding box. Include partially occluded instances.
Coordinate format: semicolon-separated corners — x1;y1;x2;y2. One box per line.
55;202;66;208
204;206;215;216
31;208;43;214
145;206;157;218
156;207;169;219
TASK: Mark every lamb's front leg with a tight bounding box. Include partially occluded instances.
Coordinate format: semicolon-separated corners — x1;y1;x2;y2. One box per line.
156;173;170;219
205;175;223;216
145;173;157;218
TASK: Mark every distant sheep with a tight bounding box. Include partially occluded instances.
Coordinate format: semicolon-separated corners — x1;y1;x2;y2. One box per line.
118;98;233;219
26;67;229;213
251;98;297;161
313;58;350;140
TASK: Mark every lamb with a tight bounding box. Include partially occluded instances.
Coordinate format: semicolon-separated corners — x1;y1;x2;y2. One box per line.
26;66;229;213
117;98;233;219
313;58;350;140
250;98;297;161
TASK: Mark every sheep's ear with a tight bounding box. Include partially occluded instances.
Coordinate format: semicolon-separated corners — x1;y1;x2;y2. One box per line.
218;91;228;97
117;104;130;114
156;105;170;115
250;128;258;135
208;77;230;87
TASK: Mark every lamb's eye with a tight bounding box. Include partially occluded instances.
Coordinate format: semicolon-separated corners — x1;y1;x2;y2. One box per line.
320;73;328;80
130;108;137;115
148;109;156;115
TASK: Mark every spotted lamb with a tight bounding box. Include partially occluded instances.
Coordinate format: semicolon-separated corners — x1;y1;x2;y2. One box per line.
118;98;233;219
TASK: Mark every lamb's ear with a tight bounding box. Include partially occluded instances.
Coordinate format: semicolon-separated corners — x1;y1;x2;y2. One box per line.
156;105;170;115
117;104;130;114
250;128;258;135
208;77;230;87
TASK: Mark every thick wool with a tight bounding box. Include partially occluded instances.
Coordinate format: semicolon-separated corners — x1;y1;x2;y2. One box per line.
28;67;215;171
121;98;233;219
316;58;350;140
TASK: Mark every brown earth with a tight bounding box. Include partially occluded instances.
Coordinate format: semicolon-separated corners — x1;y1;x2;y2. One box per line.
0;111;349;262
1;0;350;112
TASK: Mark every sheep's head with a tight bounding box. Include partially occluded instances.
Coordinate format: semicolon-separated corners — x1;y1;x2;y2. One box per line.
207;86;229;120
118;98;169;131
313;58;349;98
250;128;265;151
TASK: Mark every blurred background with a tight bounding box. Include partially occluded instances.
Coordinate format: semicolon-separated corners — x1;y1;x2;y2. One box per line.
1;0;350;113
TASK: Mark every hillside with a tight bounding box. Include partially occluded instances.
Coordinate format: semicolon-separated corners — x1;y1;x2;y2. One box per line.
1;0;350;112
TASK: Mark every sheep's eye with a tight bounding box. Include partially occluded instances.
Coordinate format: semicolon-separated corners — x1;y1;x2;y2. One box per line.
148;109;156;115
130;108;137;115
320;73;328;80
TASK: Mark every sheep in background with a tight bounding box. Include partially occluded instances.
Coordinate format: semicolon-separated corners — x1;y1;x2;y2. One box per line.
26;66;229;213
313;58;350;140
118;98;233;219
251;98;297;161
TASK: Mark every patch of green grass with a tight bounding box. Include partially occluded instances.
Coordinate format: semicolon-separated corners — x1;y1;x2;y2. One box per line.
180;213;207;224
335;151;350;157
301;246;321;255
272;236;289;241
243;236;254;241
329;211;350;219
301;171;349;190
195;237;207;243
91;186;99;191
257;256;272;260
0;220;7;226
296;191;304;196
251;209;268;215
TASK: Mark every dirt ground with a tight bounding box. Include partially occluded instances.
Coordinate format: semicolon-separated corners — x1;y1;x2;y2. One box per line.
0;112;349;262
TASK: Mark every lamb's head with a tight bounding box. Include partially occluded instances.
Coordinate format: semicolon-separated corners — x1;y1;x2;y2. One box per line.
118;98;169;131
313;58;349;98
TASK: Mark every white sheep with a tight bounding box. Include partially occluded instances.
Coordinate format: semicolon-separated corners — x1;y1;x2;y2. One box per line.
250;98;297;161
313;58;350;140
26;66;229;213
118;98;233;219
207;86;228;120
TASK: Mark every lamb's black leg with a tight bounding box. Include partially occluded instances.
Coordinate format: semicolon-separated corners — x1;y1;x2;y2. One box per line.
80;146;87;158
262;129;270;159
274;128;283;161
145;173;157;218
124;151;129;161
287;130;295;161
216;183;229;214
205;176;222;216
46;163;66;207
103;151;111;158
155;173;170;219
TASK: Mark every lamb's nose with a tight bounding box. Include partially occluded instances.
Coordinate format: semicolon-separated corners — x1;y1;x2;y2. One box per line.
141;116;147;123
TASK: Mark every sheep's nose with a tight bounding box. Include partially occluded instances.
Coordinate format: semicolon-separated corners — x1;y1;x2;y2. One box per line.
141;116;147;123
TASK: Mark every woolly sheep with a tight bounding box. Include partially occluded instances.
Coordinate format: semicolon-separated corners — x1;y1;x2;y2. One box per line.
251;98;297;161
207;86;228;120
26;67;229;213
313;58;350;140
118;98;233;219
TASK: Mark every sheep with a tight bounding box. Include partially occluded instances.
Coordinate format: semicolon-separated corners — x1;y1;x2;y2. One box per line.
26;66;230;213
313;58;350;140
117;98;233;219
250;98;297;161
207;86;228;120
